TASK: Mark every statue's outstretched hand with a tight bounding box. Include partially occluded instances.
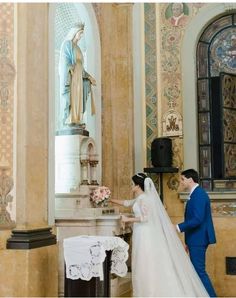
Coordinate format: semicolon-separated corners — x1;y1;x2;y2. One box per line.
89;76;96;86
69;66;74;76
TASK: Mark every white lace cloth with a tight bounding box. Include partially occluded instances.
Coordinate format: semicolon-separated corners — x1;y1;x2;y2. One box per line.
64;235;129;281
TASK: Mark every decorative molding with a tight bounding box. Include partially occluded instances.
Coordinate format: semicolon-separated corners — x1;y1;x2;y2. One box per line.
0;57;15;83
167;173;179;191
179;191;236;202
162;109;183;137
214;180;236;190
172;139;183;168
166;139;183;191
212;203;236;217
7;227;57;249
0;156;15;228
80;137;97;157
0;3;15;178
179;191;236;217
144;3;158;165
112;3;134;7
56;128;89;137
223;3;236;12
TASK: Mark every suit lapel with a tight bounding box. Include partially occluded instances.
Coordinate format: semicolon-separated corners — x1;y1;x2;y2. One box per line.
184;186;198;218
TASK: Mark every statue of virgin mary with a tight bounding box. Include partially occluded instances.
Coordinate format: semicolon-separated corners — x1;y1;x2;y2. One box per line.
59;22;96;127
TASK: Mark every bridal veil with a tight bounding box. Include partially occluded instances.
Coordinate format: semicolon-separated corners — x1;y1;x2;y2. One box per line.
142;177;209;297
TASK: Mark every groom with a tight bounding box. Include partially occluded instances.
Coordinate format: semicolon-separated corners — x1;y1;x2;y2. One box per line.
177;169;217;297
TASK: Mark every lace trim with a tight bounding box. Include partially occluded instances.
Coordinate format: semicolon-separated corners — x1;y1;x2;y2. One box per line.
64;235;129;280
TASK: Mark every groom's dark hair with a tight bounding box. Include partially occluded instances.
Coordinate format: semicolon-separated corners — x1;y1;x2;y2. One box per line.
181;169;199;183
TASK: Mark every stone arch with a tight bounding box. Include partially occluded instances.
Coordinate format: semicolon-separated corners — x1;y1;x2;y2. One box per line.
80;137;97;158
80;137;99;186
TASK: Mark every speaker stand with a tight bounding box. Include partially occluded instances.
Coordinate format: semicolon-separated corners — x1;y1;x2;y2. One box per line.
144;167;179;203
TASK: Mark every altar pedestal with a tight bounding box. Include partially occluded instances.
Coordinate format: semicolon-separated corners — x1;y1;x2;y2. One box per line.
63;236;129;297
64;251;112;297
56;211;132;297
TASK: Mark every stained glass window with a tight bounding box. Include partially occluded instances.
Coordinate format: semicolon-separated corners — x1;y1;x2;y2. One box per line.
198;79;210;111
210;28;236;75
197;43;209;78
198;113;210;145
199;147;212;178
197;13;236;191
200;15;233;42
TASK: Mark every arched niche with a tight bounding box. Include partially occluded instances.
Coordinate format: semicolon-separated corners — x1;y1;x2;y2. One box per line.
48;3;101;224
80;137;99;185
182;3;236;170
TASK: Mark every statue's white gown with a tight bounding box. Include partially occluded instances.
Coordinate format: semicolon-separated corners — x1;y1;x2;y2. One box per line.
124;192;209;297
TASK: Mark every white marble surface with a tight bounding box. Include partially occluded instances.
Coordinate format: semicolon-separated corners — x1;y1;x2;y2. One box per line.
55;206;120;220
179;191;236;202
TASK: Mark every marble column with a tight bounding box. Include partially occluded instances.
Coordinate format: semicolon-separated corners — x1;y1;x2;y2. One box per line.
95;4;135;200
16;3;50;227
0;4;58;297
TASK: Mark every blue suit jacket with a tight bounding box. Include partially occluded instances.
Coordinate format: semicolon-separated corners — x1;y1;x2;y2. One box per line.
178;186;216;246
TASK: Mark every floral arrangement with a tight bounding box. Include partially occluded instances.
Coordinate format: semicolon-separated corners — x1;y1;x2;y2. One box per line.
90;186;111;207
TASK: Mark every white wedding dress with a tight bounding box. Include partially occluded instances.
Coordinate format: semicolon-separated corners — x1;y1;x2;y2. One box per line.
124;178;209;297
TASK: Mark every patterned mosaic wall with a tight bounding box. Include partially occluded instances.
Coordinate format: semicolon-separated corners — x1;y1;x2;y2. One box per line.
159;3;205;164
144;3;158;166
0;3;15;174
144;3;205;188
159;3;204;119
0;3;15;225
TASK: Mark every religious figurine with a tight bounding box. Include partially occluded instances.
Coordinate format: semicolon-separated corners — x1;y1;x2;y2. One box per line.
59;22;96;127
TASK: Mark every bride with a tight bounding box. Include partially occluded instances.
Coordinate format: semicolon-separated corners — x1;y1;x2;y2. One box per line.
110;173;209;297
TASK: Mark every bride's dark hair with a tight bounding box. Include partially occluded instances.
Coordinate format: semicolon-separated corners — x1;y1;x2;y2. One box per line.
132;173;147;191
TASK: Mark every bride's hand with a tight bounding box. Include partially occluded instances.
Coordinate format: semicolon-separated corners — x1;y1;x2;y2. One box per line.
121;215;129;223
185;245;189;255
120;220;125;230
110;198;117;205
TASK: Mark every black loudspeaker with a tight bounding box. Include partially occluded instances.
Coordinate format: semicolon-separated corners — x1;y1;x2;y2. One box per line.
151;137;172;167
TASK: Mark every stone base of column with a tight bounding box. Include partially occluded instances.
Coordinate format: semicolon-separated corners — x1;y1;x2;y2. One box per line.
6;226;56;249
0;227;58;297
